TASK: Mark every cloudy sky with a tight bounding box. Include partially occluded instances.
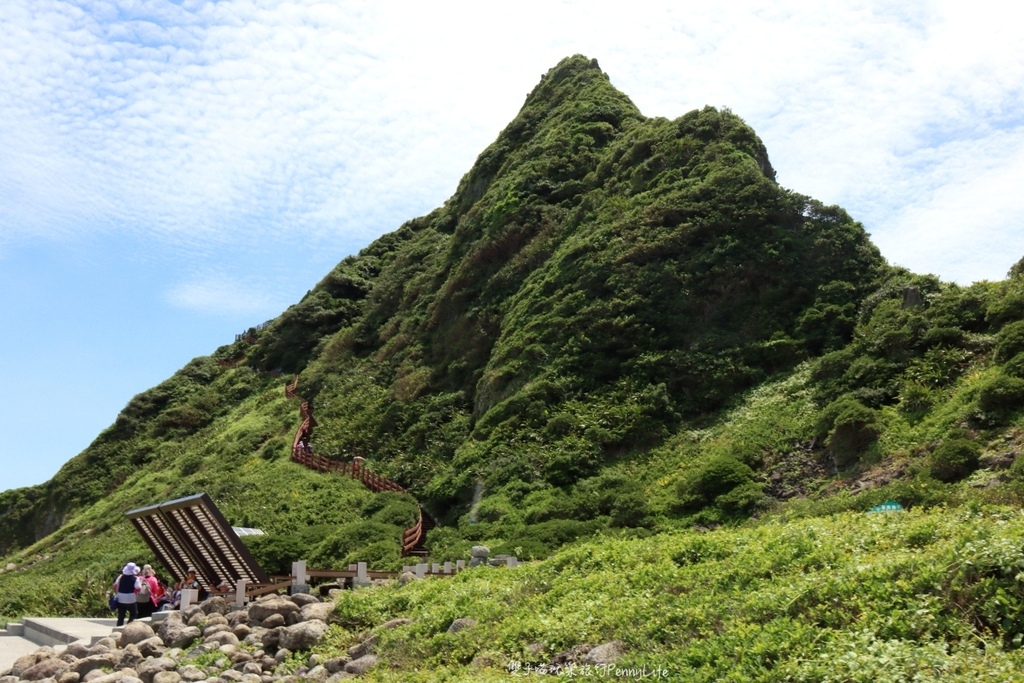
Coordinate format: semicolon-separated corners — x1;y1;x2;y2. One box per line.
2;0;1023;492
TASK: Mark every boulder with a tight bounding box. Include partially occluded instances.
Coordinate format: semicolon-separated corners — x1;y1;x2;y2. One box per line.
158;614;201;649
288;594;319;608
59;671;82;683
298;603;332;624
264;626;286;650
73;655;118;677
175;666;206;682
379;618;411;630
321;657;350;674
218;671;242;682
232;624;251;640
119;622;156;648
64;644;91;660
21;657;71;681
117;644;145;672
89;638;118;654
248;597;298;624
447;618;477;633
85;670;144;683
11;653;49;677
345;635;376;660
260;614;285;630
136;658;178;683
304;666;329;683
582;641;624;666
343;656;378;676
278;621;329;651
137;637;167;659
204;631;240;648
397;572;418;585
200;597;229;615
152;674;181;683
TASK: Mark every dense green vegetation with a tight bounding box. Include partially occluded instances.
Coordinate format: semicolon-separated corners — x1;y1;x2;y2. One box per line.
2;55;1024;674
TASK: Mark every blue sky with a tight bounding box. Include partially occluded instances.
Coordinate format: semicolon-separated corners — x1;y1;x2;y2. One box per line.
3;0;1024;492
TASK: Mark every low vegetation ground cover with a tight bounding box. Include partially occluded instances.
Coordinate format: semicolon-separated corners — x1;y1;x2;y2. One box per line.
320;504;1024;682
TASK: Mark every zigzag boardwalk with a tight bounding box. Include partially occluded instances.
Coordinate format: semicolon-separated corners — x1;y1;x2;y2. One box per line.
285;377;435;556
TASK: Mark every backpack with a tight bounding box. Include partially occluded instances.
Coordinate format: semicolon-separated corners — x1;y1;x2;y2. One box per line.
138;578;151;600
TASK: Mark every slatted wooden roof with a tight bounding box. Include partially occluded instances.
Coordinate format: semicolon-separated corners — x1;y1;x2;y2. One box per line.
125;493;268;589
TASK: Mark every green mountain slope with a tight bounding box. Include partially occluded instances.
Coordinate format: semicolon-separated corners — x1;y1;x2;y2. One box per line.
2;55;1024;624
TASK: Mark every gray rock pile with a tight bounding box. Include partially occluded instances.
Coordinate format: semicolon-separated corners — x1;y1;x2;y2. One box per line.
0;592;378;683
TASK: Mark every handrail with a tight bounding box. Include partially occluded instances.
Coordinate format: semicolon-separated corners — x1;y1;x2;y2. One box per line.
285;377;430;556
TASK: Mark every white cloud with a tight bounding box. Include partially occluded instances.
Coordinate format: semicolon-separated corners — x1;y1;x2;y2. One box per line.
0;0;1022;283
165;272;285;316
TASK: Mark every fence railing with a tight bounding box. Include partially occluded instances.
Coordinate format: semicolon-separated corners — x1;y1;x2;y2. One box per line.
285;376;430;555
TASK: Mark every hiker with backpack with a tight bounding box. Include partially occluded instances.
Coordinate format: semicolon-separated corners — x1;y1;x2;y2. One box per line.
112;562;141;626
137;564;160;618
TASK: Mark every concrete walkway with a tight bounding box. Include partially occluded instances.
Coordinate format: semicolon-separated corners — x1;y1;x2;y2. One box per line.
0;617;121;674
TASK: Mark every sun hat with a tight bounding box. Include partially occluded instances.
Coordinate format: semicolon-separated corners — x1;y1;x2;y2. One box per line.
122;562;140;575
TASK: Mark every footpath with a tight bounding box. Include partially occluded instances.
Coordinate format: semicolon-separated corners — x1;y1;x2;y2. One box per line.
0;615;167;674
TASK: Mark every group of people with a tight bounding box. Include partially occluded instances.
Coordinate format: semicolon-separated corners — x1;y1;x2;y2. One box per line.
111;562;204;626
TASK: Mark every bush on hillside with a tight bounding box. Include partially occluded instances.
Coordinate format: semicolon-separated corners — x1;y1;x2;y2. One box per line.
676;456;756;510
977;374;1024;424
820;396;879;467
929;439;981;483
995;320;1024;363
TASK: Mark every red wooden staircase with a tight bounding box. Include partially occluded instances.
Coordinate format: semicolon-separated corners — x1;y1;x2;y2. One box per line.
285;376;433;556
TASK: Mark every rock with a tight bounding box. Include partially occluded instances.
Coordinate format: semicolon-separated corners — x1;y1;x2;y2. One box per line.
232;624;251;640
73;655;118;678
397;572;418;585
201;597;229;615
64;644;91;660
59;672;82;683
278;621;329;651
240;664;262;677
260;626;283;649
21;658;71;681
136;658;178;683
158;614;200;649
116;644;144;672
343;656;378;676
226;611;249;628
218;671;242;682
120;623;156;648
273;649;291;664
321;657;350;674
378;618;411;630
136;637;166;659
471;651;507;669
11;653;49;677
260;614;285;629
89;638;118;654
447;618;477;633
345;635;376;659
298;603;332;623
187;612;205;628
248;597;299;624
302;666;328;683
288;594;319;608
239;676;261;683
152;674;181;683
205;631;240;648
582;641;625;666
325;674;353;683
85;670;143;683
181;606;203;624
176;666;206;682
469;545;490;558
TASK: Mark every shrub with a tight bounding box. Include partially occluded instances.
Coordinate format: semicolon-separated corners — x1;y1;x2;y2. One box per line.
977;374;1024;423
1004;353;1024;379
820;396;879;467
677;456;756;510
995;320;1024;362
929;439;981;483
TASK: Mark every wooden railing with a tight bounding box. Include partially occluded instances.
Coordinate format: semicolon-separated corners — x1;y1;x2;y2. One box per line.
285;376;432;556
